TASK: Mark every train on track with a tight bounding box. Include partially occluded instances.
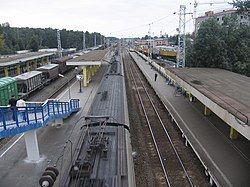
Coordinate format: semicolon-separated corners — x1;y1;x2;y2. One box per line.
138;45;177;61
46;47;135;187
0;55;74;104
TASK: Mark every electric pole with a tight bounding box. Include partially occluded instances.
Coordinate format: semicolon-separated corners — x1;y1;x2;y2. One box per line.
83;32;86;51
57;30;62;58
94;35;97;47
148;24;151;60
177;5;186;68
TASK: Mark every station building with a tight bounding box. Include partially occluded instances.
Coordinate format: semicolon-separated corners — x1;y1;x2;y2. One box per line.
195;9;250;33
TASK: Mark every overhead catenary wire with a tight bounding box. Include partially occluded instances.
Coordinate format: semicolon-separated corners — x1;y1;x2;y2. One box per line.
111;12;177;35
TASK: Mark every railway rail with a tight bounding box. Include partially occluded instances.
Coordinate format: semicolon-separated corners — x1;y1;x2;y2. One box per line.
28;68;78;101
123;49;209;186
126;50;193;186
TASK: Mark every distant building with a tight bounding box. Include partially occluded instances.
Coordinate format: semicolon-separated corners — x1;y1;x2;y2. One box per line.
136;38;168;49
154;38;169;46
195;9;250;33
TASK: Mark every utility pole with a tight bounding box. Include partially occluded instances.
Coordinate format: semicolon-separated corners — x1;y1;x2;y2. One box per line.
107;38;110;47
83;32;86;51
57;30;62;58
177;5;186;68
148;24;151;60
94;35;97;47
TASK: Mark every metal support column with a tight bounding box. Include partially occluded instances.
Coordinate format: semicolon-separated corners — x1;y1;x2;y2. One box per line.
17;65;21;75
24;130;40;162
83;66;87;87
230;127;239;140
4;67;8;77
94;35;97;48
34;60;38;69
87;66;91;83
57;30;62;58
26;61;30;72
177;5;186;68
204;106;211;116
83;32;86;51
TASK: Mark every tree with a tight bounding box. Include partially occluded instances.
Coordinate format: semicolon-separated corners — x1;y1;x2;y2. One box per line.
187;14;250;76
0;25;104;54
185;37;195;67
29;36;39;52
193;18;228;69
142;35;149;40
232;0;250;12
168;35;178;45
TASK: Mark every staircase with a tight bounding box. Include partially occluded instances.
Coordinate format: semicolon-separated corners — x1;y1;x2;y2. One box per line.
0;99;80;138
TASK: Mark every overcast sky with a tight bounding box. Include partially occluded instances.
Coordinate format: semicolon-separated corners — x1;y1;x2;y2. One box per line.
0;0;234;38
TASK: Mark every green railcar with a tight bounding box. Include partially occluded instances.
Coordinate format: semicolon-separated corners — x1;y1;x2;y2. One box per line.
0;77;18;106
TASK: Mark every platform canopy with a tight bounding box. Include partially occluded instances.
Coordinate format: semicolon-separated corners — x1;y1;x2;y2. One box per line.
66;49;108;66
0;52;54;67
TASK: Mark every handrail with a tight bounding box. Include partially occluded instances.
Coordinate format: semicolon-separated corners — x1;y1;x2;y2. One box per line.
0;99;80;138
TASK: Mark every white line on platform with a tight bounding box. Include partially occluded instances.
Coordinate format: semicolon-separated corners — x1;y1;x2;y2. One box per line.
0;133;24;158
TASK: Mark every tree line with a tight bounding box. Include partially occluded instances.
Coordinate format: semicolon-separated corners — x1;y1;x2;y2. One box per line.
0;23;104;55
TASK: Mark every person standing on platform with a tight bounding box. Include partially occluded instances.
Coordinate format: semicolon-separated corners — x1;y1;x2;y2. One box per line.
8;95;17;121
16;98;26;121
154;73;158;81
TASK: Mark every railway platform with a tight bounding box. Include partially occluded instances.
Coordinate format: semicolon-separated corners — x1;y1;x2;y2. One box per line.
130;52;250;187
0;61;109;187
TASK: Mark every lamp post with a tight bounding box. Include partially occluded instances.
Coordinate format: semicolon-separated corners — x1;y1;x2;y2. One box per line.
76;74;83;93
75;67;83;93
59;74;71;100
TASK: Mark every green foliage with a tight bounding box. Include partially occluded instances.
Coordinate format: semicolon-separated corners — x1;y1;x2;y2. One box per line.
185;37;194;67
0;24;104;55
232;0;250;12
29;36;39;52
186;15;250;76
168;35;178;45
142;35;149;40
194;18;228;68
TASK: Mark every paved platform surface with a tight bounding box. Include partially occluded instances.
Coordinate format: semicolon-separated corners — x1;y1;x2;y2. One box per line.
0;62;109;187
130;52;250;187
169;68;250;124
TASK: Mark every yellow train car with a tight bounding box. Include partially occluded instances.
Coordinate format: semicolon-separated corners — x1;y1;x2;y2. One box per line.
159;48;177;57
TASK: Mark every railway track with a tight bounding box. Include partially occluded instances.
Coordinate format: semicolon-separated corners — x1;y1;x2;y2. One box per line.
123;50;209;186
28;69;77;101
126;51;193;186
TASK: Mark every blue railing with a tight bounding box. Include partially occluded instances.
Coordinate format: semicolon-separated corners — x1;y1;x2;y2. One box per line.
0;99;80;138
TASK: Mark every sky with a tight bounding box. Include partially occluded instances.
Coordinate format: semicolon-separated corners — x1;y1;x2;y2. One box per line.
0;0;234;38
